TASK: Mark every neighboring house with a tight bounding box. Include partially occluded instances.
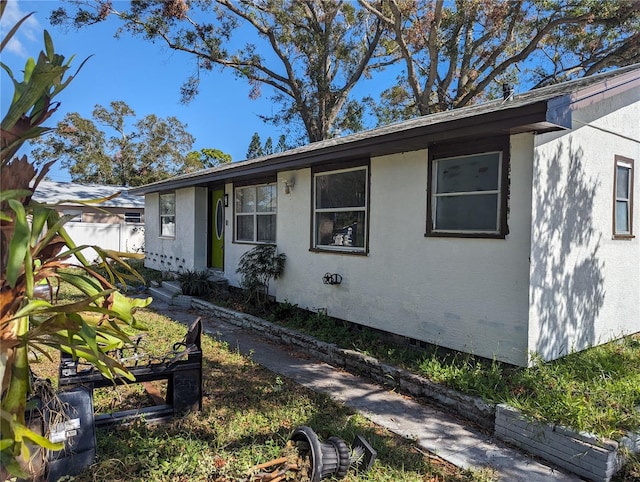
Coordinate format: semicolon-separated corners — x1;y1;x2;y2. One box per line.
34;181;145;261
130;64;640;367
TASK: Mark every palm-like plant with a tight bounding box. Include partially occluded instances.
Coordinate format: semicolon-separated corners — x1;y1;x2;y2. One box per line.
0;3;150;478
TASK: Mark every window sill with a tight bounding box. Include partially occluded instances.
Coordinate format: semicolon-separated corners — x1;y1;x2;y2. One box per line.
233;240;276;245
425;231;507;239
310;247;368;256
612;234;635;240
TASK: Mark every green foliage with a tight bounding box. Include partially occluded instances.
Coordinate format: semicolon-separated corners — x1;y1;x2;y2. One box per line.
263;296;640;440
29;100;195;186
236;245;286;306
185;148;232;172
177;269;213;297
0;7;150;478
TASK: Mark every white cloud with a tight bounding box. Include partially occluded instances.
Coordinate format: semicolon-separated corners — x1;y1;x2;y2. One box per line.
1;0;42;57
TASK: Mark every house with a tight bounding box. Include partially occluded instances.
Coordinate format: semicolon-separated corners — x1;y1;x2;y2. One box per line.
129;64;640;367
34;181;145;260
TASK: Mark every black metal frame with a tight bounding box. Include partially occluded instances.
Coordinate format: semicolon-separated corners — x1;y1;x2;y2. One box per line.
58;318;203;428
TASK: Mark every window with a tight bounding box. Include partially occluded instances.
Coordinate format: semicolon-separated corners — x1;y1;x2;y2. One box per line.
428;139;508;238
313;165;368;252
124;211;142;223
160;193;175;237
235;183;277;243
613;156;634;238
63;209;82;222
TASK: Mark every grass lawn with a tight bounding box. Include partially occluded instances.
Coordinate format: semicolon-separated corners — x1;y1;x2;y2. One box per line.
31;304;493;481
39;265;638;480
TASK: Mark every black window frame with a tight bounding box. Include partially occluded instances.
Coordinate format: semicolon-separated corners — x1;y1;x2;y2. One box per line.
311;159;370;254
426;137;510;239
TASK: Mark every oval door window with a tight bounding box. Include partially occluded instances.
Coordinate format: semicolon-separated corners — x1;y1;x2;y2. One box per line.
215;198;224;240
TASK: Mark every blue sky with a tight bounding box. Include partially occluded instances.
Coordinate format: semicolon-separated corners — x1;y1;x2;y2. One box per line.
1;0;303;182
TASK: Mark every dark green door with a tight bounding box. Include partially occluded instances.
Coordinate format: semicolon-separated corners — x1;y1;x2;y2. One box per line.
210;189;224;270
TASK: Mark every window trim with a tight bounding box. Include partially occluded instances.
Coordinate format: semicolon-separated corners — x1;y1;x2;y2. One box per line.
159;192;176;238
613;155;635;239
426;137;509;239
311;161;370;254
233;181;277;244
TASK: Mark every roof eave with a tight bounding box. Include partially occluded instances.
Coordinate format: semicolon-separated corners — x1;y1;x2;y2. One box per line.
130;100;562;195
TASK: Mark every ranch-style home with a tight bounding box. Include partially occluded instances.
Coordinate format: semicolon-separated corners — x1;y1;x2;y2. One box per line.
130;64;640;367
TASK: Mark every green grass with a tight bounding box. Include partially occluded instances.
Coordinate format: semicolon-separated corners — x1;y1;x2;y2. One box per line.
42;266;639;480
262;299;640;442
34;293;493;481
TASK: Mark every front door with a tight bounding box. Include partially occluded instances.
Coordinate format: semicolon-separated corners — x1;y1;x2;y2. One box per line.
209;189;225;270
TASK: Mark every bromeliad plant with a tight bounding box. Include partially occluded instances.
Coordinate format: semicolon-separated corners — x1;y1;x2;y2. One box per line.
0;3;150;479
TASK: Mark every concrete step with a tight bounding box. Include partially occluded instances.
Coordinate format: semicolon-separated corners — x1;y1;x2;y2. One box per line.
161;280;183;296
148;285;192;308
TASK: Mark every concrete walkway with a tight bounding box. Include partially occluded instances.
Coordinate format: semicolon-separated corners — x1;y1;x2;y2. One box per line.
150;299;584;482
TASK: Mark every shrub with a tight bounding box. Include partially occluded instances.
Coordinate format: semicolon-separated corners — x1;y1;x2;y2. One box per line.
177;269;212;297
236;245;286;306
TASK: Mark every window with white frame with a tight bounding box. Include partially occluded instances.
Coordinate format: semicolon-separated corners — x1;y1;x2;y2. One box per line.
235;182;277;243
159;192;175;237
313;165;368;252
428;140;508;237
614;155;634;238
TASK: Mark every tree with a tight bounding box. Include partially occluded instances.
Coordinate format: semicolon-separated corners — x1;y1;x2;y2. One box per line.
360;0;640;121
246;132;291;159
263;137;274;156
50;0;393;142
276;134;288;153
30;100;195;186
246;132;264;159
185;148;232;172
1;4;149;478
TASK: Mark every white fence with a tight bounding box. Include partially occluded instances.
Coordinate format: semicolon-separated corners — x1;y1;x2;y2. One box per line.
62;223;145;264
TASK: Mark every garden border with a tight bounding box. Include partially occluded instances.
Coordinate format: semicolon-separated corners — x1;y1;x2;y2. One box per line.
191;298;639;482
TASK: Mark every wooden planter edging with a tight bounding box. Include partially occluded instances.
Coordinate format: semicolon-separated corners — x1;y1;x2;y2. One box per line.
191;298;639;481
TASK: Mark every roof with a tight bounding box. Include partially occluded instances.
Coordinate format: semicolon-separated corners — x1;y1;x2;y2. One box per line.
34;181;145;208
130;63;640;195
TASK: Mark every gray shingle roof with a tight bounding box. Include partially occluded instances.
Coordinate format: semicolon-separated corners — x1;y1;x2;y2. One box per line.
33;181;144;208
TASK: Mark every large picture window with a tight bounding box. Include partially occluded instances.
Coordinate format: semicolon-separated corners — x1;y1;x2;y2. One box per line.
613;155;634;239
159;192;175;237
235;183;277;243
428;140;508;238
313;166;368;252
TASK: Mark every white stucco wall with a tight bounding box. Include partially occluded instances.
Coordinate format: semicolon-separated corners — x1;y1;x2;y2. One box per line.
144;187;208;273
268;135;535;365
529;88;640;362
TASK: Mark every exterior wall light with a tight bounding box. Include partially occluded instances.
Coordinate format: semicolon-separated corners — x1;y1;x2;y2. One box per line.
223;193;229;207
283;178;295;194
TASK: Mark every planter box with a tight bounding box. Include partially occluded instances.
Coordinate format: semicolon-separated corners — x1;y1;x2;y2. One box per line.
495;404;623;482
